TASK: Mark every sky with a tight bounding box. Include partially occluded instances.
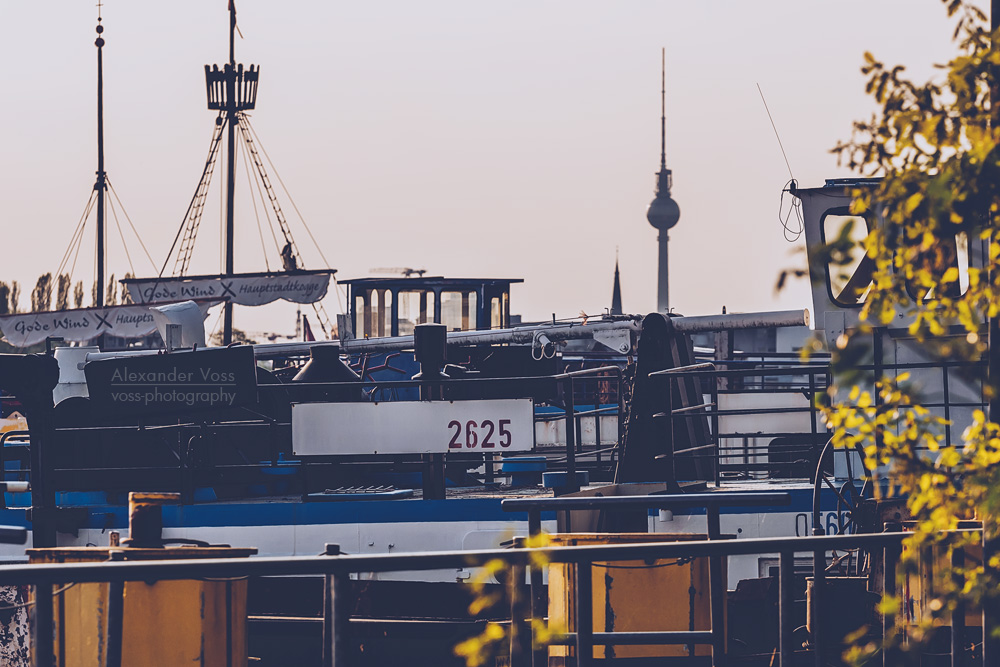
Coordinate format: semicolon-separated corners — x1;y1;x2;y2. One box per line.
0;1;981;340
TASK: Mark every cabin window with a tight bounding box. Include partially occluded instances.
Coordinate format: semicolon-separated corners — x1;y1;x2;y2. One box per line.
822;212;875;306
903;232;970;301
354;293;372;338
440;291;477;332
491;297;502;329
398;290;432;336
375;289;392;338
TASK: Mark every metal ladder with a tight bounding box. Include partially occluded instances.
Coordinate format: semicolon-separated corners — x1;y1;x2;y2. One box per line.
173;118;226;276
236;113;333;337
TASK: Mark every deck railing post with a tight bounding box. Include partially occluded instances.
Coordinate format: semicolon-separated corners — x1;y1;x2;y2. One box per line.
779;550;794;666
983;529;1000;665
322;544;351;667
105;551;125;667
485;453;495;485
711;371;720;486
883;537;901;667
563;378;579;494
706;504;727;667
574;560;594;667
510;561;530;667
951;546;965;667
812;547;825;667
329;571;351;667
31;582;54;667
527;511;547;667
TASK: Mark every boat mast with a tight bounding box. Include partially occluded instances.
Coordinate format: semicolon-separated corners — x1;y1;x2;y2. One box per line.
94;6;107;308
223;1;238;344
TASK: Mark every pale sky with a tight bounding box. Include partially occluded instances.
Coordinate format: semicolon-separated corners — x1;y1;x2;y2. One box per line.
0;1;977;339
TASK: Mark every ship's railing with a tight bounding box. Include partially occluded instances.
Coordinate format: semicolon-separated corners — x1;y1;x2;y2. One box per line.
3;514;980;667
653;357;986;483
43;366;626;496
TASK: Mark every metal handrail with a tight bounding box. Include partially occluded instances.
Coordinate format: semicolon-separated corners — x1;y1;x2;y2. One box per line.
0;531;914;584
649;362;716;376
2;528;977;667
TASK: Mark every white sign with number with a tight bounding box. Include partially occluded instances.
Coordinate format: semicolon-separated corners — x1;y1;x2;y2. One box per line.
291;398;535;456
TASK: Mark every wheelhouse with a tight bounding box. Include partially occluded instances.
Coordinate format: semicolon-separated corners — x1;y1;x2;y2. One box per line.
341;276;522;338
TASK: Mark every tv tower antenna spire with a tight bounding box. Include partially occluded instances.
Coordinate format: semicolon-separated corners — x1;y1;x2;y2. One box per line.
645;48;681;313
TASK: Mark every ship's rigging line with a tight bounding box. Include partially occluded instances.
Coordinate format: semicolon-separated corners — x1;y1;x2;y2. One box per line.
242;126;283;265
239;135;272;272
107;188;135;277
107;178;156;271
61;189;99;287
56;184;153;299
244;117;346;316
13;180;146;350
156;119;226;281
236;113;334;337
756;83;804;243
778;179;804;243
158;110;339;338
206;302;225;342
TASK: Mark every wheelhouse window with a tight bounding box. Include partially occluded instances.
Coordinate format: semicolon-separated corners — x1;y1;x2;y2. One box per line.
440;291;477;332
904;232;970;301
822;212;875;306
397;290;434;336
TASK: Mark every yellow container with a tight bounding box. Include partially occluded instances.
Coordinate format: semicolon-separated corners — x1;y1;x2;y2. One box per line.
901;540;982;629
547;533;724;663
28;546;256;667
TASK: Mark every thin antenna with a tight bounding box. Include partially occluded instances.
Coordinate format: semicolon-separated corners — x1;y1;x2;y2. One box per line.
756;83;794;180
660;48;666;169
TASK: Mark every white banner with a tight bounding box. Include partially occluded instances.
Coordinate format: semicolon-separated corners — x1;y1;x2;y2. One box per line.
292;398;535;455
0;301;218;348
124;273;331;306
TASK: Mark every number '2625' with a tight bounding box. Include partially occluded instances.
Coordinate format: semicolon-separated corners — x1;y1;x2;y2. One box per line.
448;419;512;449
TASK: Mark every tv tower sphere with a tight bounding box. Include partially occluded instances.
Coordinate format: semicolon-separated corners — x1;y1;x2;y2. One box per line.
646;174;680;231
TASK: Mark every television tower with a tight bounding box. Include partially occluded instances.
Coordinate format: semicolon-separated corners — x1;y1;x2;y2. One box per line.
645;49;680;313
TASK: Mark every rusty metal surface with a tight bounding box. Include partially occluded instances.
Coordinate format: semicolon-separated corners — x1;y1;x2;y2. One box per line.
0;585;29;667
26;547;258;562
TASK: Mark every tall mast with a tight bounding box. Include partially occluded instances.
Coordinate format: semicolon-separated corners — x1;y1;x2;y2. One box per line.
94;7;107;308
200;2;258;344
223;0;238;344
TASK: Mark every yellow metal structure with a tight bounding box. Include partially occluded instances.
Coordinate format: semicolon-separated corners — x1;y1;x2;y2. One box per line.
547;533;723;663
28;546;256;667
902;539;982;629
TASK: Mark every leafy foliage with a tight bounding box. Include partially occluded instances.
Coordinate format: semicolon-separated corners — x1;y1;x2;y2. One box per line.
453;534;559;667
817;1;1000;662
105;273;117;306
30;273;52;313
55;273;70;311
0;283;10;316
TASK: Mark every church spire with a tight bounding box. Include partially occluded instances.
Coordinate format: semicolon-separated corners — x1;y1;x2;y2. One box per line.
611;252;623;315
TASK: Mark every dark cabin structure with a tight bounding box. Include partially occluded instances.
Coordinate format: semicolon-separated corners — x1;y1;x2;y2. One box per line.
342;277;522;338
